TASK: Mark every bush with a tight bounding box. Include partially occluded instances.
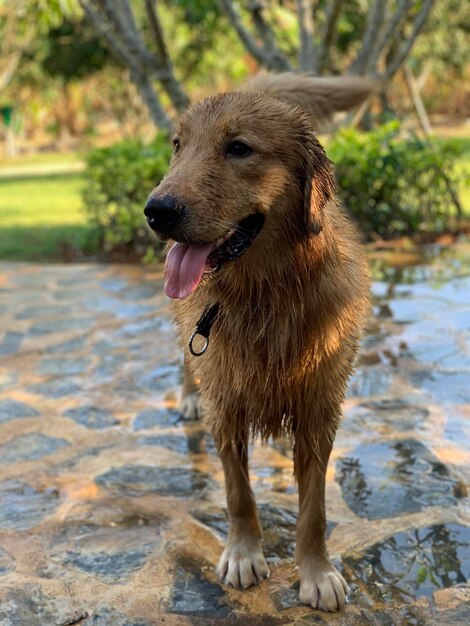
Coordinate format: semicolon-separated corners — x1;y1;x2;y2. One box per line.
82;135;171;258
327;121;463;239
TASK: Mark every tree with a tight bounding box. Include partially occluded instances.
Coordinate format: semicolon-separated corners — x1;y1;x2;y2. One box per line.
0;2;34;93
75;1;437;131
78;0;190;130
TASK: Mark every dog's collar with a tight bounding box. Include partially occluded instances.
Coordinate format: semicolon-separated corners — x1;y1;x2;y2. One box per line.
189;303;220;357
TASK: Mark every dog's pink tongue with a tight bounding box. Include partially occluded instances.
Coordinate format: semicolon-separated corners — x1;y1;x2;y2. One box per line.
164;242;214;299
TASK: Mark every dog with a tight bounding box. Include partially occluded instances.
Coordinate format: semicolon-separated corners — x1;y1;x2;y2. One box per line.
144;73;371;612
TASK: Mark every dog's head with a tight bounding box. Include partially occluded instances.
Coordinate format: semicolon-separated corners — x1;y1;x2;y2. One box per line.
144;92;335;299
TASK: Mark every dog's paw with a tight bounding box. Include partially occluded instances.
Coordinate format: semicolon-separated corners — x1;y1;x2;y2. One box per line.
298;560;349;612
179;392;202;420
217;540;269;589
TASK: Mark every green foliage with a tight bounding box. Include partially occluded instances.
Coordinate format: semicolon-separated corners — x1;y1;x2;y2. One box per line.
82;135;172;257
327;122;464;239
42;18;112;83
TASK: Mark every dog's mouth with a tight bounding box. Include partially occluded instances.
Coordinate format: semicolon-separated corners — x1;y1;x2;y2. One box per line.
164;213;265;299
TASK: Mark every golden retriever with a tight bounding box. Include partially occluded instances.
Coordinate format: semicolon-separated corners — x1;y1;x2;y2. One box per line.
144;73;370;612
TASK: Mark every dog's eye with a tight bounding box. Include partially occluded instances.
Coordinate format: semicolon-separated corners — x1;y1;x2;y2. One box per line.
173;138;180;153
226;141;253;158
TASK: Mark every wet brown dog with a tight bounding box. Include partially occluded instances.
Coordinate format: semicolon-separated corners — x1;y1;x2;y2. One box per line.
145;74;370;612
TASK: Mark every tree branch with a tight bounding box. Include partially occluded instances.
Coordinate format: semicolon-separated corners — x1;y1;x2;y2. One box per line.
79;1;142;73
0;51;22;92
144;0;190;112
79;0;173;129
1;7;34;92
385;0;435;80
219;0;289;71
403;64;432;135
314;0;344;74
248;1;291;71
145;0;169;62
349;0;388;75
369;0;413;73
296;0;315;71
130;70;174;131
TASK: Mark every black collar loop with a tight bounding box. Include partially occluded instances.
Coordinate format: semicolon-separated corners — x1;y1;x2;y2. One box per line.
189;303;220;357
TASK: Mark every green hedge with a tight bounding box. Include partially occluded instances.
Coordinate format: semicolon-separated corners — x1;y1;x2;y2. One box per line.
82;134;171;259
81;123;464;259
327;121;463;239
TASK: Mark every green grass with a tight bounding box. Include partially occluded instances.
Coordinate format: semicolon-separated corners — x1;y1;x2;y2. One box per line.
0;173;98;261
0;151;82;168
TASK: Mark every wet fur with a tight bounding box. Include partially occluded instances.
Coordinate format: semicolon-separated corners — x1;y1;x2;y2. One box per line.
149;73;370;611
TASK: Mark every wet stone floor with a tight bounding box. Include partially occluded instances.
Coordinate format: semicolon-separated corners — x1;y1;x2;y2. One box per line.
0;242;469;625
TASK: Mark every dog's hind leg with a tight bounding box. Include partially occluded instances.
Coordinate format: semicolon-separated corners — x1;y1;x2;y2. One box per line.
294;431;349;612
179;356;202;420
215;429;269;588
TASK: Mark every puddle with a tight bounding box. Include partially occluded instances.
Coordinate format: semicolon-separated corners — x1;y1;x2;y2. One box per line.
345;524;470;603
336;439;458;519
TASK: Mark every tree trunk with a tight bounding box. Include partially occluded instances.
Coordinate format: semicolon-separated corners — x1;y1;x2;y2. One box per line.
403;65;432;136
131;72;173;132
296;0;315;71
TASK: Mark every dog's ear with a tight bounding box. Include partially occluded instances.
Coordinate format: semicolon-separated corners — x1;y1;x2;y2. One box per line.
300;133;336;236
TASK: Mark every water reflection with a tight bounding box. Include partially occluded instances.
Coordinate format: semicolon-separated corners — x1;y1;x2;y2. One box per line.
345;524;470;602
336;440;458;519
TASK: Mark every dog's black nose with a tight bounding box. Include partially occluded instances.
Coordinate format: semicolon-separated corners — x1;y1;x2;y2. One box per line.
144;195;183;233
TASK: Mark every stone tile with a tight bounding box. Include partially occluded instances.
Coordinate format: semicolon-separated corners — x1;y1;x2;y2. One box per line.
192;509;229;537
46;336;87;353
27;379;81;398
138;434;190;454
343;400;429;434
28;317;94;335
271;583;300;610
0;480;60;530
121;283;160;300
61;545;153;582
63;406;119;429
0;331;24;355
0;433;69;464
95;465;212;497
336;439;458;519
0;586;72;626
0;398;39;423
0;547;15;576
132;408;181;430
411;370;470;404
36;357;90;376
168;556;231;618
438;601;470;626
115;317;171;339
15;304;73;319
138;363;181;392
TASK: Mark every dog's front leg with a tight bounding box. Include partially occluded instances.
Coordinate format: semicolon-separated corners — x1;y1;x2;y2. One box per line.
215;431;269;588
179;355;202;419
294;433;349;612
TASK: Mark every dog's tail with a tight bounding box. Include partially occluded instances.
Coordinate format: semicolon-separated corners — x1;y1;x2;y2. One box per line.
242;72;376;127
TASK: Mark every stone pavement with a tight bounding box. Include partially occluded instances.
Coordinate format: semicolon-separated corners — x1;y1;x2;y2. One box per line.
0;244;469;625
